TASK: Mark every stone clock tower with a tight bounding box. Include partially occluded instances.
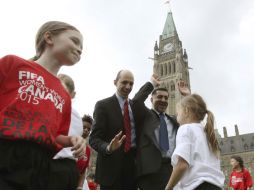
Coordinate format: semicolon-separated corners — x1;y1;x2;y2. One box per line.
153;11;191;115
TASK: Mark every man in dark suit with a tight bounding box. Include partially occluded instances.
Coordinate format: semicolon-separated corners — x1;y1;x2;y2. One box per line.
89;70;139;190
133;80;189;190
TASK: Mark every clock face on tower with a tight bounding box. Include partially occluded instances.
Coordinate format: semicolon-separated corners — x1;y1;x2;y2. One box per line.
163;42;174;52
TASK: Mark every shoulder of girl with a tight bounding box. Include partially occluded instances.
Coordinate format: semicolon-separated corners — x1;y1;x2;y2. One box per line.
179;124;191;133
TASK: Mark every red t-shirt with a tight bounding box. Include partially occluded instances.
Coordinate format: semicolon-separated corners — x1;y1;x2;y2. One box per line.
76;146;91;173
87;181;97;190
229;168;253;190
0;55;71;152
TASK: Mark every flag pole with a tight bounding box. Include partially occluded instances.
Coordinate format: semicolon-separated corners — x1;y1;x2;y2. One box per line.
164;0;171;12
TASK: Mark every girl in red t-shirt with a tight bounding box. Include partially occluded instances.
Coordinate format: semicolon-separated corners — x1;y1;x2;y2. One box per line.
0;21;85;190
76;115;93;190
229;155;253;190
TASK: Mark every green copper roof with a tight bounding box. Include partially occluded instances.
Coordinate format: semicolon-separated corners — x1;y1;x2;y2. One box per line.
162;12;177;40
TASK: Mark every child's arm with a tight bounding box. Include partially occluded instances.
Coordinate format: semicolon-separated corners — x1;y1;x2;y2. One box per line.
56;135;86;158
165;156;189;190
77;170;86;190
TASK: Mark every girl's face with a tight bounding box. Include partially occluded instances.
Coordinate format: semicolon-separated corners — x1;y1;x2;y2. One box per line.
82;121;91;138
50;29;83;66
230;158;239;169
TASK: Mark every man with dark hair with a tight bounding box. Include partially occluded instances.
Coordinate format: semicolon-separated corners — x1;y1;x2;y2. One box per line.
151;87;168;95
133;79;189;190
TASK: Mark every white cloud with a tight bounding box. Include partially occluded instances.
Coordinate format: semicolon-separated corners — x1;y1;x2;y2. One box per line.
239;9;254;43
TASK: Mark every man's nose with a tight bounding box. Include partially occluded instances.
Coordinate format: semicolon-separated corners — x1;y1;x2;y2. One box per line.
161;97;167;101
126;83;132;89
77;48;82;55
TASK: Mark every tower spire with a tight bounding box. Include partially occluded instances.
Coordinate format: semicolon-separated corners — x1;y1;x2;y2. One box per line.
153;6;191;115
161;11;177;40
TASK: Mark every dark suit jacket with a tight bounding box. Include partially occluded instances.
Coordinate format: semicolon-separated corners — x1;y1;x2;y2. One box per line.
89;94;142;186
132;82;179;178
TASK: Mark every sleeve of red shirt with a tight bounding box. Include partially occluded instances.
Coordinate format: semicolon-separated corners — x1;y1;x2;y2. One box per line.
88;181;97;190
244;169;253;187
76;146;91;173
0;55;14;86
86;146;91;165
56;94;71;137
229;172;233;187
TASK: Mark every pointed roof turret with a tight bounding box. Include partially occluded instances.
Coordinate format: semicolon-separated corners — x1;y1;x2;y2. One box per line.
154;41;159;51
162;11;177;40
183;49;188;62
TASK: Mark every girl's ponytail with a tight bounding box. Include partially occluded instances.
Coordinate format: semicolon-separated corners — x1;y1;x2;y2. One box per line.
204;110;220;157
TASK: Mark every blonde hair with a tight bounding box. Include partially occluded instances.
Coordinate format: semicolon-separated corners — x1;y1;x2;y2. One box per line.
179;94;220;157
31;21;80;61
57;74;75;94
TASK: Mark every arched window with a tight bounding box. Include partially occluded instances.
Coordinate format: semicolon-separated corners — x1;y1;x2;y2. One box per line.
170;81;175;91
164;64;167;75
244;144;248;150
168;62;171;74
155;64;159;74
167;83;170;91
172;61;176;73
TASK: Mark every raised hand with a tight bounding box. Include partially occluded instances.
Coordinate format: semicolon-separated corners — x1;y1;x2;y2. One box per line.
177;80;191;96
151;74;161;87
107;131;126;153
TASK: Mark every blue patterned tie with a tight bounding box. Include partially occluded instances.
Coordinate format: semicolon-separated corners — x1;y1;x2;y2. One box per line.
159;113;169;151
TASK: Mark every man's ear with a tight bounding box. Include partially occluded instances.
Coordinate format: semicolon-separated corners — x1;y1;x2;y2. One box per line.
114;80;117;86
44;31;54;45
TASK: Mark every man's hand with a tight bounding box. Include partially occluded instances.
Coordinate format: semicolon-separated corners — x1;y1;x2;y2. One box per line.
178;80;191;96
107;131;126;153
151;74;161;87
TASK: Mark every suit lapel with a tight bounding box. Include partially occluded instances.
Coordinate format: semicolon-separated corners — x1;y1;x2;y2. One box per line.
165;114;179;129
146;110;160;150
111;95;124;126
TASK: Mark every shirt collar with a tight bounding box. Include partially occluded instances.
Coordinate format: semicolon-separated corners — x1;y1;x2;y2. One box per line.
152;108;165;116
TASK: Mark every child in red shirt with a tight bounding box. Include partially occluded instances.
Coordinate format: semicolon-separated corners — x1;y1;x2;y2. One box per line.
76;115;93;190
0;21;85;190
229;155;253;190
87;174;98;190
